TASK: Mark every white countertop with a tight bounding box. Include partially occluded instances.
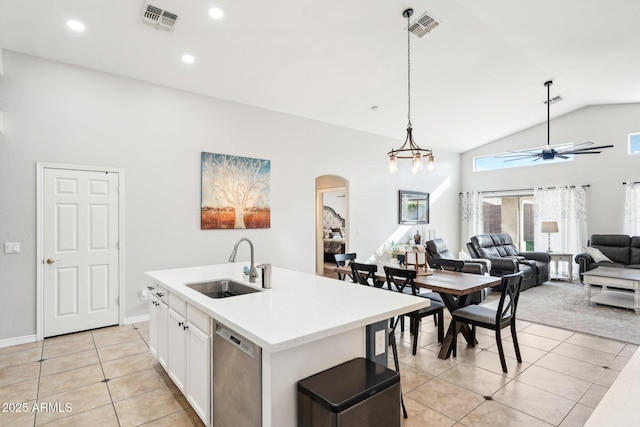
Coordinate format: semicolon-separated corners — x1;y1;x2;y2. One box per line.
145;263;430;353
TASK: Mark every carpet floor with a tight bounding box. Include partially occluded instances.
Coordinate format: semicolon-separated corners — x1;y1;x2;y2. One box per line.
508;281;640;345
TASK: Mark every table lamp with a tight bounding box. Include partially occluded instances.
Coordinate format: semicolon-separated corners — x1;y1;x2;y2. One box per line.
541;221;559;252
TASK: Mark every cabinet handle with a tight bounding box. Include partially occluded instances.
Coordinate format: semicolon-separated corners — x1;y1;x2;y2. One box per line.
178;321;184;327
156;292;164;298
147;285;155;290
183;325;189;330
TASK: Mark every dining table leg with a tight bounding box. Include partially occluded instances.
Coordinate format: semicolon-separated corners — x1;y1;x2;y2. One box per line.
437;293;477;359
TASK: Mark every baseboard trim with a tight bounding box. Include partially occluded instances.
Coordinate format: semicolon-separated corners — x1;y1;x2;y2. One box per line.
124;314;150;325
0;334;38;349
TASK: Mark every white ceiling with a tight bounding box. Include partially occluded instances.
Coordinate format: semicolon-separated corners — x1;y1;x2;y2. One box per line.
1;0;639;153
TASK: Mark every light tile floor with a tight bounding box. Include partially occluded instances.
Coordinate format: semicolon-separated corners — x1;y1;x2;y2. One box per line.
0;316;636;426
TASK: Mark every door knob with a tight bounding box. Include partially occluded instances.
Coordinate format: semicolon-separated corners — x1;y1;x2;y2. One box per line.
46;258;59;264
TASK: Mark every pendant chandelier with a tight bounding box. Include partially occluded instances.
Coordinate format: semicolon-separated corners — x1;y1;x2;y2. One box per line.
388;8;435;175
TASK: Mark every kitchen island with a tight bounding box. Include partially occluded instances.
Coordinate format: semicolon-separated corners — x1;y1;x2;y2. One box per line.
146;263;430;427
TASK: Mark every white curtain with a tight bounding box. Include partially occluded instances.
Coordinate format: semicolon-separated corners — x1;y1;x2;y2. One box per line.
460;192;483;254
624;183;640;236
533;186;587;278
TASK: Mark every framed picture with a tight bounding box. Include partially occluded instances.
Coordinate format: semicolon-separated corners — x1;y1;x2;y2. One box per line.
201;152;271;229
399;190;429;224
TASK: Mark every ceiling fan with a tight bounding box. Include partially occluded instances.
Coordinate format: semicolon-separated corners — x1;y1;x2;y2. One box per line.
498;81;613;162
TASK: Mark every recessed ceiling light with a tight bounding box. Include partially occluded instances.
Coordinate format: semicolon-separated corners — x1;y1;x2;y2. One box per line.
182;54;195;64
66;19;85;32
208;7;224;19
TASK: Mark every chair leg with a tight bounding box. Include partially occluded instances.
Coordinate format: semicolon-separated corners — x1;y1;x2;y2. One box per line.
400;316;405;332
412;317;420;355
511;321;522;363
471;324;477;348
436;311;444;343
495;329;507;373
389;331;408;419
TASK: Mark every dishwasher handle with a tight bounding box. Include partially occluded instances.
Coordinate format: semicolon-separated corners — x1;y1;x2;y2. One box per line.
215;325;256;359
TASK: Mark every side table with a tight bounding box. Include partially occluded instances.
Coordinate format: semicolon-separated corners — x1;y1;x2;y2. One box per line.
549;252;573;282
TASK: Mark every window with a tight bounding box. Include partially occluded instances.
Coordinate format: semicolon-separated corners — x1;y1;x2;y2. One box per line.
474;144;574;172
629;133;640;155
482;195;534;251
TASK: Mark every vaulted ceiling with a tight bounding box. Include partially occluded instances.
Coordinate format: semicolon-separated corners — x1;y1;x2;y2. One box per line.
1;0;639;152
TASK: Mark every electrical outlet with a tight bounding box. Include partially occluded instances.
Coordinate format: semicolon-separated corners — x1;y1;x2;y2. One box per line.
4;242;20;254
140;289;148;301
375;329;386;356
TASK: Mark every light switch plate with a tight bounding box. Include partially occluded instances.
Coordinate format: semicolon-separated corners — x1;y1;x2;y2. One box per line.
374;329;386;356
4;242;20;254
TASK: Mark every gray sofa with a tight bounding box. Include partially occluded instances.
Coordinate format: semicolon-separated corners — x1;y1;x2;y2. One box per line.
466;233;550;291
575;234;640;281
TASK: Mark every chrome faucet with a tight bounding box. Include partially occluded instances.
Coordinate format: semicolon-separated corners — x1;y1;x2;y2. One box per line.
229;238;258;283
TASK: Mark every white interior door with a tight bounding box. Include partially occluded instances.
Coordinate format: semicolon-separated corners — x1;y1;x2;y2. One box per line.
43;168;120;337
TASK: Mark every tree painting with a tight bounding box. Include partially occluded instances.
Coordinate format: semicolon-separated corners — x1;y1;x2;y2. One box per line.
201;152;271;229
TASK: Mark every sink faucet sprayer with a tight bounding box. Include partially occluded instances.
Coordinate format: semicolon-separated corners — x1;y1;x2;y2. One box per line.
228;238;259;283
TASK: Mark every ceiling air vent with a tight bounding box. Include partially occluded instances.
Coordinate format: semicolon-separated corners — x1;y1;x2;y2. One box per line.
408;11;440;38
139;3;178;32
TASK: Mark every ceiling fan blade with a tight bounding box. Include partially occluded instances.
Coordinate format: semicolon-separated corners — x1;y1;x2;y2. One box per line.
556;154;570;159
572;151;602;154
503;156;537;162
570;144;614;152
496;155;537;159
568;141;595;151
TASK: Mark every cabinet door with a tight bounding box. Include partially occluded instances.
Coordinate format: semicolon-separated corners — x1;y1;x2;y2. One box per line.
157;300;169;369
148;296;158;356
187;323;211;426
168;309;187;392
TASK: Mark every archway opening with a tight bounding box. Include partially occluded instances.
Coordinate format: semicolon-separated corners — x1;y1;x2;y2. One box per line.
315;175;349;277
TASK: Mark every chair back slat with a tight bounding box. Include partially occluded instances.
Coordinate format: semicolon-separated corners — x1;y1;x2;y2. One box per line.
334;253;357;281
350;262;377;287
383;266;418;295
334;253;356;267
495;272;523;324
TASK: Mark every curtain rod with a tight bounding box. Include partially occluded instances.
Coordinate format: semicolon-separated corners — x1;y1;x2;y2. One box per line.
623;181;640;185
460;184;590;195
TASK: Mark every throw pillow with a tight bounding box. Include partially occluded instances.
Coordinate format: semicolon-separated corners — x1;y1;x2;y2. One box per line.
585;247;613;263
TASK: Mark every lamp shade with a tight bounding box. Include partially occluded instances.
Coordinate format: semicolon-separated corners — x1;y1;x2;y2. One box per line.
541;221;559;233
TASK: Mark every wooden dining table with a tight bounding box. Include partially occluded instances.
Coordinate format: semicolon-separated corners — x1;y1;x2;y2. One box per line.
334;265;501;359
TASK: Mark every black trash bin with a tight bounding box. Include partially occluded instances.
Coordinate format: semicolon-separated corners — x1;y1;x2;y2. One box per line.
297;357;401;427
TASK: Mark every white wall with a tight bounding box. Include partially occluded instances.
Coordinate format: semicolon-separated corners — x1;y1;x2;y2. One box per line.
0;51;460;341
461;103;640;241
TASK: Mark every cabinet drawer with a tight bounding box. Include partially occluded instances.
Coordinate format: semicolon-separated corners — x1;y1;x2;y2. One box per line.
187;304;210;333
153;285;168;303
169;293;187;316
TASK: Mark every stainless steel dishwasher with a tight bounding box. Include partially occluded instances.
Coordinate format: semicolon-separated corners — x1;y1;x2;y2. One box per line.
213;322;262;427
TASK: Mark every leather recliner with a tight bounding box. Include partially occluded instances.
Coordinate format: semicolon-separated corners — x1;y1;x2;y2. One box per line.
466;233;550;291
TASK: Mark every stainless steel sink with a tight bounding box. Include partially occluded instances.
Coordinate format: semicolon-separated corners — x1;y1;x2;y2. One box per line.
186;279;262;298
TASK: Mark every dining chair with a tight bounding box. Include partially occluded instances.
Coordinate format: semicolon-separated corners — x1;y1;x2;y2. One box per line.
451;271;524;373
334;253;356;281
383;266;444;355
350;262;382;287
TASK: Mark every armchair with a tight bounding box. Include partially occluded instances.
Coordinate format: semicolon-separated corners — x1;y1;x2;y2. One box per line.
466;233;550;290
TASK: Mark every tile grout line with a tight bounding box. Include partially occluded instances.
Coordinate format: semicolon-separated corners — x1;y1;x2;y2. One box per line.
93;327;123;427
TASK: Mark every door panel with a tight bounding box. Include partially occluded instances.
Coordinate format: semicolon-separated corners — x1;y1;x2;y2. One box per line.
44;168;120;337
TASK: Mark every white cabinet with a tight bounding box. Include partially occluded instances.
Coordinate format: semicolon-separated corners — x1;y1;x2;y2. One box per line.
186;318;211;425
148;286;168;369
168;308;187;392
148;284;212;426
